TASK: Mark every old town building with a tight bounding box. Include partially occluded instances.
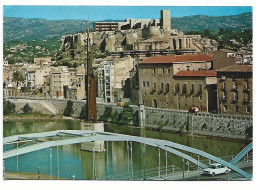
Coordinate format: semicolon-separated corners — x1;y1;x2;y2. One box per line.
216;65;252;116
138;54;214;110
173;70;217;112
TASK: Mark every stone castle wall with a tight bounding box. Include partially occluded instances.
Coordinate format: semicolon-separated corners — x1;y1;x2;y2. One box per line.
8;98;252;140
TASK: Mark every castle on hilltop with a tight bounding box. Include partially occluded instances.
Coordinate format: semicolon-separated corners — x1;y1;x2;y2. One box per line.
94;10;171;32
58;9;217;61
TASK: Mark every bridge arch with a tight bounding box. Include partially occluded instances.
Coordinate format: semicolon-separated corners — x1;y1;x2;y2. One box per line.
3;130;252;179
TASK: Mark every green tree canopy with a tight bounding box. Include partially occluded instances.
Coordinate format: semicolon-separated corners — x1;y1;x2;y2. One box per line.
12;71;24;84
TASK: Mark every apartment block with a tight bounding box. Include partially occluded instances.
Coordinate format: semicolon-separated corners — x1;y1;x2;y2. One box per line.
216;65;252;116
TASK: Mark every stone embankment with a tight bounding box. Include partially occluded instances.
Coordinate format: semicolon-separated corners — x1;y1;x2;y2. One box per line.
7;98;253;141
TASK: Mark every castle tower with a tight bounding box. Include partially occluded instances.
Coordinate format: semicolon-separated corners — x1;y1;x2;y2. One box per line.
160;9;171;31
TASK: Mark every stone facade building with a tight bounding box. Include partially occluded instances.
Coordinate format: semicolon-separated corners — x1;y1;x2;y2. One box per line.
216;65;252;116
173;70;217;112
34;57;52;65
41;65;86;100
138;54;214;111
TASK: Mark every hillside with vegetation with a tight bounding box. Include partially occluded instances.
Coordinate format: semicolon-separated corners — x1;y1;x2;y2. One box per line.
3;12;252;64
171;12;252;32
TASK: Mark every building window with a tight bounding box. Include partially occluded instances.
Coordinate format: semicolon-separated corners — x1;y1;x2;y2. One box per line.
190;84;194;93
224;105;227;112
161;83;164;92
165;83;170;92
182;84;187;94
234;92;238;101
198;84;202;94
175;83;180;93
185;104;187;108
162;68;165;74
147;82;150;87
223;91;227;99
235;106;239;112
168;68;170;74
232;82;237;90
153;83;156;91
186;66;190;71
244;92;250;102
143;81;146;87
199;96;202;100
246;107;251;113
153;68;156;74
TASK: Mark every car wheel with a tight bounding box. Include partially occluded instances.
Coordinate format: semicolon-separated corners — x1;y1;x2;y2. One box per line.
211;172;215;176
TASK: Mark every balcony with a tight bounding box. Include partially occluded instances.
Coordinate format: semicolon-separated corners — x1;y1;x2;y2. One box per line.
243;88;250;93
243;98;251;104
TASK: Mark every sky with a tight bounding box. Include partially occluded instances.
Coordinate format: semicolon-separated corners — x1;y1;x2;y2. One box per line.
3;6;252;21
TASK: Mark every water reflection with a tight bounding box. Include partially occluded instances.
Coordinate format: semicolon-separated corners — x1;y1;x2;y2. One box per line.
3;120;249;180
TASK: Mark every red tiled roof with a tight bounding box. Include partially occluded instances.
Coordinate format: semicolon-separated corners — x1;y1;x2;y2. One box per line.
139;54;213;64
174;70;217;77
216;65;252;72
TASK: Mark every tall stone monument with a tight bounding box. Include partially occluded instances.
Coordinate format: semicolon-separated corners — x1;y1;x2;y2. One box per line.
81;22;105;152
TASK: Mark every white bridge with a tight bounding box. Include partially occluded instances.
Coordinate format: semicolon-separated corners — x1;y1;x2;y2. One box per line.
3;130;253;180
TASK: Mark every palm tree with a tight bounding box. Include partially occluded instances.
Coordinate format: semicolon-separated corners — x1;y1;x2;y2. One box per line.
12;71;24;99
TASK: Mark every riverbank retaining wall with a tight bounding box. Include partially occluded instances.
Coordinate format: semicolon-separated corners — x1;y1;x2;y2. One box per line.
7;98;253;140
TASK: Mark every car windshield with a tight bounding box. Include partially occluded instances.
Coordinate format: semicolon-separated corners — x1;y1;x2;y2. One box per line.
209;165;217;169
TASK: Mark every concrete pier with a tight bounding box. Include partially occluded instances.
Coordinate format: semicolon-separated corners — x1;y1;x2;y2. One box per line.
80;122;105;152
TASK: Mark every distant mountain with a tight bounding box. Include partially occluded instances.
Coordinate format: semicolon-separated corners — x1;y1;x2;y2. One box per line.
3;17;92;42
3;12;252;42
171;12;252;32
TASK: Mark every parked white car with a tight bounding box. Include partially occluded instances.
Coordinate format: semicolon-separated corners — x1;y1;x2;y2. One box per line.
203;163;231;176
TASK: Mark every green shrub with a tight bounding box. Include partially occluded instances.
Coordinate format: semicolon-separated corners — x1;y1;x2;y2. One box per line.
3;99;16;115
22;103;33;113
121;102;133;123
63;100;73;117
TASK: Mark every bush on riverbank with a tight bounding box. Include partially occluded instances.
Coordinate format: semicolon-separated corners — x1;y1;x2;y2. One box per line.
121;103;134;123
3;99;16;115
22;103;33;113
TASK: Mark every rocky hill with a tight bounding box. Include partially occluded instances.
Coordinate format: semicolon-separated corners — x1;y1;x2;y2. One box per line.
4;12;252;42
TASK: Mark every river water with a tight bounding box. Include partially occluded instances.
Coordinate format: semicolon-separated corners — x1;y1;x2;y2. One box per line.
3;120;249;180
